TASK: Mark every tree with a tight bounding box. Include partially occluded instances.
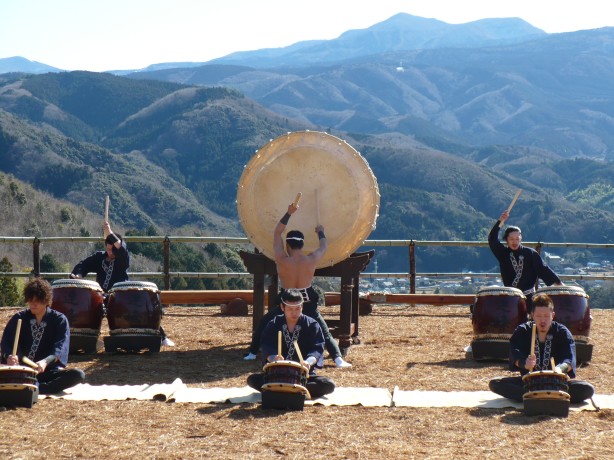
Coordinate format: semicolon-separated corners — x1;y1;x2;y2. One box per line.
40;254;63;273
0;257;20;307
585;284;614;309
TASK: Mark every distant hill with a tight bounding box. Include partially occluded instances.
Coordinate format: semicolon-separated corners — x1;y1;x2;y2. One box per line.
129;27;614;160
0;71;315;226
0;171;249;293
1;13;614;273
0;56;62;74
2;71;614;273
208;13;546;68
0;13;546;75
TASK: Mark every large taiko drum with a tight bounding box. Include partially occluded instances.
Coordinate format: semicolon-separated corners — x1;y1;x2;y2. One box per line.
522;370;570;417
535;285;593;363
51;279;104;353
237;131;380;268
262;360;310;397
0;365;39;408
470;286;527;360
104;281;162;353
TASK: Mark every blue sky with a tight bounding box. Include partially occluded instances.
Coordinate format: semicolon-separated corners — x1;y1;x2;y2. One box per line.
1;0;612;71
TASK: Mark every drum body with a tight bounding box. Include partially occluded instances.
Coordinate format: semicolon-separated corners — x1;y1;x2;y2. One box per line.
104;281;162;352
51;279;104;331
535;286;591;339
262;360;309;396
522;370;570;398
535;285;592;363
522;370;570;417
106;281;161;332
237;131;379;268
0;365;39;408
51;279;105;353
471;286;527;360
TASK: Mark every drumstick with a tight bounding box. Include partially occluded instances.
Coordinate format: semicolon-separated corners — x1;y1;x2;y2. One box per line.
292;192;302;207
12;318;22;356
104;195;110;222
499;189;522;228
551;357;556;371
530;323;536;357
278;330;282;357
315;189;320;226
507;189;522;214
293;340;304;363
22;356;39;370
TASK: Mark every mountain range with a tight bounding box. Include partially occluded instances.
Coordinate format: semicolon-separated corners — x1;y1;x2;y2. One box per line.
1;13;614;273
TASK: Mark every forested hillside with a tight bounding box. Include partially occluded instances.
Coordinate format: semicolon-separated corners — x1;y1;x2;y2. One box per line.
0;171;250;305
131;27;614;160
2;71;614;274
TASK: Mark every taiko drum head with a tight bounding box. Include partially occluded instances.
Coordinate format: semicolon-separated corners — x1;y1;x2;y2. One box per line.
237;131;380;268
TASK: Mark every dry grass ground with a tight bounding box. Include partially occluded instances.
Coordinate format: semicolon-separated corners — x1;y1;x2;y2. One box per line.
1;303;613;459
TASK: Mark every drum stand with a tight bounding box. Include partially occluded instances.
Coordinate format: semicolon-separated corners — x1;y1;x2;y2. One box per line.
576;342;593;365
70;330;103;354
470;336;511;361
523;397;570;417
261;391;305;411
0;386;39;408
104;332;161;353
240;250;374;355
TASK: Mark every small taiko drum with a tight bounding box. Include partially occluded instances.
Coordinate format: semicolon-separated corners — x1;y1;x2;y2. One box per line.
104;281;162;352
471;286;527;360
261;360;311;411
522;370;570;417
535;285;592;363
0;365;39;408
262;360;310;395
52;279;105;353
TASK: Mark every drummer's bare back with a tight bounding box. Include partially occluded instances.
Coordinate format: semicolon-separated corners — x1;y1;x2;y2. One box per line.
276;253;319;289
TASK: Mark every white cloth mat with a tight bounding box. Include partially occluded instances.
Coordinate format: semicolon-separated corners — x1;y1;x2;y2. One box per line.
39;381;614;411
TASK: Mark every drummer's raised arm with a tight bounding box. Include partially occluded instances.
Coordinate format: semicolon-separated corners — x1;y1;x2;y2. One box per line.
310;224;328;260
273;204;298;257
499;210;510;225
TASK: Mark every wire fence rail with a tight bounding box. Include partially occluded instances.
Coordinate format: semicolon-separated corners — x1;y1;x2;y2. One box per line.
1;236;613;292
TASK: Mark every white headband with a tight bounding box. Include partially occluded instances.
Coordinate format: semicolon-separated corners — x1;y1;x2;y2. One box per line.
282;299;303;307
285;237;304;241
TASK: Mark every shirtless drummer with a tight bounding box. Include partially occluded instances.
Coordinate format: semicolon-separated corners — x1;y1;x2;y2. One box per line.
243;202;352;368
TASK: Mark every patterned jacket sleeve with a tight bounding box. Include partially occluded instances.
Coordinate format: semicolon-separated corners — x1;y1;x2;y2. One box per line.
71;252;100;278
531;251;562;285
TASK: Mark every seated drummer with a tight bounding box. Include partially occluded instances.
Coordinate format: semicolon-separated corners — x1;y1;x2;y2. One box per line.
246;289;336;399
489;293;594;403
244;203;352;368
1;278;85;394
70;221;173;347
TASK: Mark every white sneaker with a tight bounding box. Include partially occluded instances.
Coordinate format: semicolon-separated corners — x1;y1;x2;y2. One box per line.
334;357;352;368
463;345;472;353
316;355;324;369
162;337;175;347
243;352;257;361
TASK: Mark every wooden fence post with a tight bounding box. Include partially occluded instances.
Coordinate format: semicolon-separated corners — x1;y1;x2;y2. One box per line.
32;237;40;277
163;237;170;290
409;241;416;294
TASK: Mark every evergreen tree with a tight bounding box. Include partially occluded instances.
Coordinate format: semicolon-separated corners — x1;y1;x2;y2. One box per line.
0;257;20;307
